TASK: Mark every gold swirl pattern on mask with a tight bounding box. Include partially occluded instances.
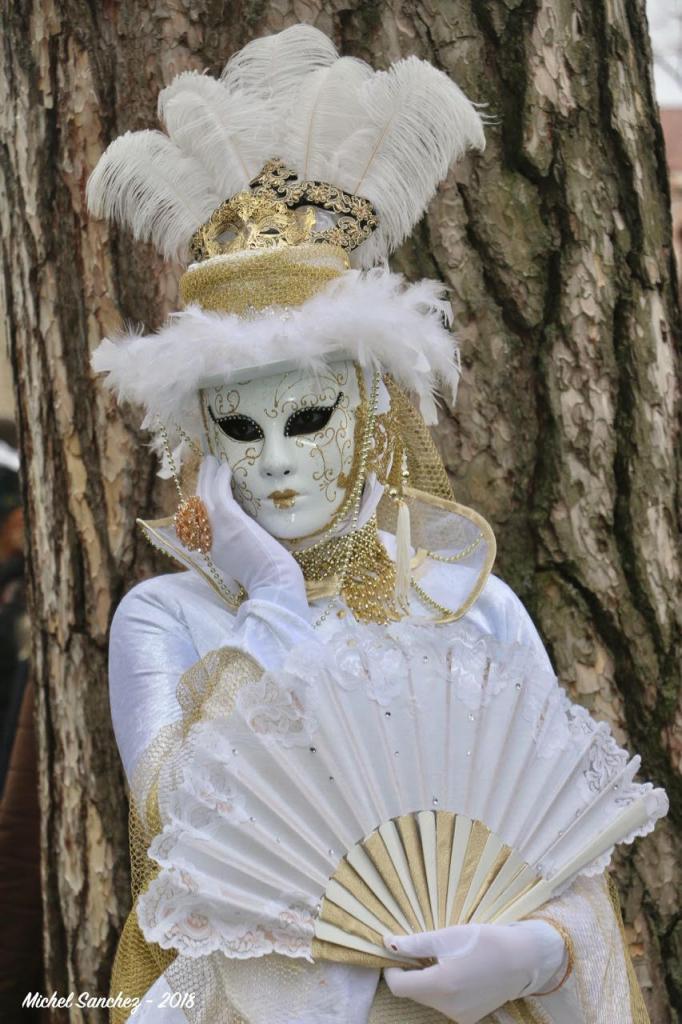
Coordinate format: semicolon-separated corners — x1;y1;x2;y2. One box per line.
198;388;262;517
283;368;355;508
280;365;368;544
229;454;262;518
200;364;359;528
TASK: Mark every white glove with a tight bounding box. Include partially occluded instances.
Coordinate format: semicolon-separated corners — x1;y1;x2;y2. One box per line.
383;921;566;1024
197;455;309;617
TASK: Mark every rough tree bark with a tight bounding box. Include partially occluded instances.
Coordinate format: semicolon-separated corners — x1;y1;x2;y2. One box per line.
0;1;679;1022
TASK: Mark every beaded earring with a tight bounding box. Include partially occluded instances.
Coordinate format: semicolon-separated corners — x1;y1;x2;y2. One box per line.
157;422;212;553
175;495;212;554
156;421;245;610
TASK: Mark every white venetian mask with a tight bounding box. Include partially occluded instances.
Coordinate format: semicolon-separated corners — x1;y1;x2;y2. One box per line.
201;360;365;540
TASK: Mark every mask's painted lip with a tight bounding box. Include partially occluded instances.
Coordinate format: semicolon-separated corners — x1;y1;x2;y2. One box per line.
268;488;299;509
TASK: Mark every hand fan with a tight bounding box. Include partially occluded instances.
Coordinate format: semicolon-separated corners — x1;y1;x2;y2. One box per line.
138;622;667;968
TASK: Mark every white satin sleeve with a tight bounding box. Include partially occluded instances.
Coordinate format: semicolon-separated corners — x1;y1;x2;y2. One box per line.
108;574;316;783
418;564;557;677
474;574;556;673
461;578;638;1024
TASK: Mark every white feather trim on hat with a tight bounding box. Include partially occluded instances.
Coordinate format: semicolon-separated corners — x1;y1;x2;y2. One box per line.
92;268;458;464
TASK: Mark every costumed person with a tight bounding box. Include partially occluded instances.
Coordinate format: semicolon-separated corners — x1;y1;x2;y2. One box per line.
87;25;667;1024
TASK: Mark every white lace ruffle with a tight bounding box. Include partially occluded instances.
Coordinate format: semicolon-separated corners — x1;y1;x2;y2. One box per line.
138;865;316;959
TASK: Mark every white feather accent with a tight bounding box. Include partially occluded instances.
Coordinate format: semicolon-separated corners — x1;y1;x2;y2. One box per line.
88;25;486;265
157;72;269;198
86;130;220;261
221;23;338;168
221;23;338;99
279;57;373;181
333;56;486;267
91;268;457;466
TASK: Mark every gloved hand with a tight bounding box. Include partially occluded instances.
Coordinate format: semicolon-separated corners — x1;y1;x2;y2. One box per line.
196;455;309;617
383;921;567;1024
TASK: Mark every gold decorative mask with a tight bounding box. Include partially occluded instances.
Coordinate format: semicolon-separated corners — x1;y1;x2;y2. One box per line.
191;192;317;260
190;160;378;263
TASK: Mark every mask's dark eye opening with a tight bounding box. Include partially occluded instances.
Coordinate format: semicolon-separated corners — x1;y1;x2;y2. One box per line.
285;393;343;438
209;407;264;442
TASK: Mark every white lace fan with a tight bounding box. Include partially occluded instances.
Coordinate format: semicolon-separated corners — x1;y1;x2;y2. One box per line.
138;623;667;968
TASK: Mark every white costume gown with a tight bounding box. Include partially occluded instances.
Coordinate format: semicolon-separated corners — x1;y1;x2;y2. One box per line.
109;540;641;1024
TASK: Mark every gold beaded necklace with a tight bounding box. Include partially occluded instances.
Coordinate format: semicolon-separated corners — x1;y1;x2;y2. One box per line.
294;515;401;625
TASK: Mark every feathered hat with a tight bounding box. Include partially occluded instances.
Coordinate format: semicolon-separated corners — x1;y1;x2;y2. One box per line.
87;24;485;462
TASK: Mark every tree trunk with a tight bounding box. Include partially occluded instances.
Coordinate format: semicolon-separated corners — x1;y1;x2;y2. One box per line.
0;1;679;1021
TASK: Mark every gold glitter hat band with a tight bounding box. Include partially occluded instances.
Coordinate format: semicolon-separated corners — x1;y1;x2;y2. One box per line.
179;243;350;316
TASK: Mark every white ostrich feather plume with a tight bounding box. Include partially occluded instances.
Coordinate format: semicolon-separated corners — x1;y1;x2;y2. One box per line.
87;24;485;265
86;129;221;261
157;73;267;200
334;56;486;266
92;269;458;467
278;57;374;182
220;22;338;105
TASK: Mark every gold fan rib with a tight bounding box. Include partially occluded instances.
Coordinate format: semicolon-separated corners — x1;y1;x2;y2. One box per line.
310;937;414;971
318;896;384;947
364;831;422;933
333;860;407;935
463;842;513;923
313;815;538;969
396;814;435;931
448;819;490;925
436;812;456;928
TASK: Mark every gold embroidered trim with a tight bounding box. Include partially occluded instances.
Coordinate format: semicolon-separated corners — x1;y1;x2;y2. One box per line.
505;1001;553;1024
607;877;651;1024
368;979;451;1023
526;914;575;995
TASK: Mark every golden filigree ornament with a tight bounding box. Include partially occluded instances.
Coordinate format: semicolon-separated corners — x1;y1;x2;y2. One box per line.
174;495;212;554
190;192;318;261
189;159;378;263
